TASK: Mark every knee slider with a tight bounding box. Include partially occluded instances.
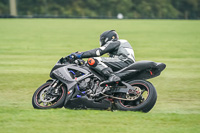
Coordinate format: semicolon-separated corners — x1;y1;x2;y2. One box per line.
87;58;98;67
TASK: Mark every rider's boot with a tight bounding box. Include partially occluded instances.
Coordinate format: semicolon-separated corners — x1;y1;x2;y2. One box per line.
100;68;121;87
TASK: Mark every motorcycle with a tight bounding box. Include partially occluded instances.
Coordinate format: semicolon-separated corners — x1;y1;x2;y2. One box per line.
32;55;166;112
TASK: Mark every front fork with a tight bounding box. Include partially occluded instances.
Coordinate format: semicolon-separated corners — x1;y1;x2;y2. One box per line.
47;80;62;96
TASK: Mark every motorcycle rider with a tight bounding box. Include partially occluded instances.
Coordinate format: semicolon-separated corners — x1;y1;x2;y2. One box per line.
70;30;135;86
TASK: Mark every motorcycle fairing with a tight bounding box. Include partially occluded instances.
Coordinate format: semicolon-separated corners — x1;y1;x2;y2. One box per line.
51;64;91;90
64;96;111;110
115;61;166;80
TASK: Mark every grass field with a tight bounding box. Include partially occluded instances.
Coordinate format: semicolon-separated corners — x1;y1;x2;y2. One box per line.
0;19;200;133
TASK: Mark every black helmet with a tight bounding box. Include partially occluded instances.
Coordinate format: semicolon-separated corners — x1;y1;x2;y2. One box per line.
100;30;119;46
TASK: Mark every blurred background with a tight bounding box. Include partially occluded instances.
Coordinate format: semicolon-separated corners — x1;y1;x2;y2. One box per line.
0;0;200;19
0;1;200;133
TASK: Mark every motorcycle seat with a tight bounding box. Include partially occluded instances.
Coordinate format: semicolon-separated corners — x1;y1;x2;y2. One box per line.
115;61;157;74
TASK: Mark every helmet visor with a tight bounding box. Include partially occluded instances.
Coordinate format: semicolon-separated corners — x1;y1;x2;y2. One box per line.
99;37;105;46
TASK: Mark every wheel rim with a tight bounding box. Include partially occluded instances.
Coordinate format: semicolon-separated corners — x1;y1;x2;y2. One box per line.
119;83;149;108
35;83;64;108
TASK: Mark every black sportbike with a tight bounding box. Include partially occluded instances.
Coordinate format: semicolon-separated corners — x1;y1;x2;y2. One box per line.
32;56;166;112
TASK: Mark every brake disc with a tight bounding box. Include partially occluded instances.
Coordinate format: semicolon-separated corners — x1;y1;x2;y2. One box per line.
40;87;57;102
125;86;142;100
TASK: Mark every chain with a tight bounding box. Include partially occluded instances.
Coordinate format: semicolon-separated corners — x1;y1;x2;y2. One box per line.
102;93;138;101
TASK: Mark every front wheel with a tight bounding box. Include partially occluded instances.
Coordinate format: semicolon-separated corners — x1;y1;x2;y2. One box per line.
32;81;67;109
114;80;157;113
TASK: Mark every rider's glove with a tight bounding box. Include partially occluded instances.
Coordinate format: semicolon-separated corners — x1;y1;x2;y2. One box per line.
70;52;83;59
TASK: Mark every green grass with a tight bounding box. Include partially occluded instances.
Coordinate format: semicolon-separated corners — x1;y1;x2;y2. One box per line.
0;19;200;133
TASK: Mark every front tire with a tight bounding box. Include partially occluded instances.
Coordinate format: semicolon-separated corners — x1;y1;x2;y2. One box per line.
32;81;67;109
114;80;157;113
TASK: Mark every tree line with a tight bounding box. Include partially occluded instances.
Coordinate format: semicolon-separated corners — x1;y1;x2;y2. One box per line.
0;0;199;19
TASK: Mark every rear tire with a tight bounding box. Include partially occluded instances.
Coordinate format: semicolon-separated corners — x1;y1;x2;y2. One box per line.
114;80;157;113
32;81;67;109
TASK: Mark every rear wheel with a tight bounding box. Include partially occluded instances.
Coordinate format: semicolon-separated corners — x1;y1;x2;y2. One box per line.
32;81;67;109
114;80;157;112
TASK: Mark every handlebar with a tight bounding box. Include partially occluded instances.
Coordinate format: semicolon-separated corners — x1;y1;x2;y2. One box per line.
58;56;85;66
